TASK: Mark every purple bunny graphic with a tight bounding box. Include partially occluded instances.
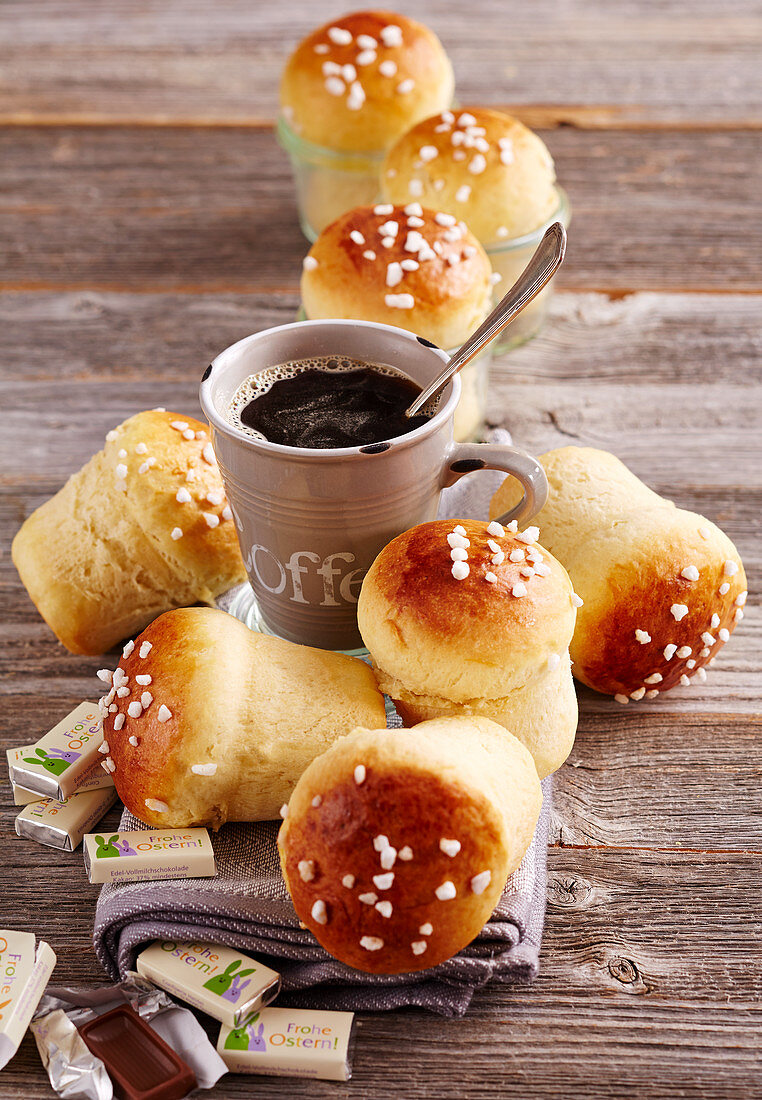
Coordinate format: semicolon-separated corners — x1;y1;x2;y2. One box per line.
223;1012;265;1052
221;972;252;1003
116;838;137;857
22;746;81;776
246;1021;266;1052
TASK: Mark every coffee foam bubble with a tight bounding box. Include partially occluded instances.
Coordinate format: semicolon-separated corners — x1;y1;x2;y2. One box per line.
227;356;437;441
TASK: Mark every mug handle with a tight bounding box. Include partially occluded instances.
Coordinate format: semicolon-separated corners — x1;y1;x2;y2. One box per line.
440;442;548;526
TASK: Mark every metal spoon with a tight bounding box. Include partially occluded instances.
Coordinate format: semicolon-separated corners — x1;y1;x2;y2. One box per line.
405;220;567;419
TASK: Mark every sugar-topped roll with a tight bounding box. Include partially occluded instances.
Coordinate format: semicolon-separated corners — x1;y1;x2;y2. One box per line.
357;519;579;778
301;203;492;350
280;11;454;153
278;716;542;974
12;410;246;655
99;607;386;828
381;107;558;244
490;446;748;701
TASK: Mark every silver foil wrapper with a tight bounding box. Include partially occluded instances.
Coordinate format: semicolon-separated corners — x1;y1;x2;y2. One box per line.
31;973;227;1099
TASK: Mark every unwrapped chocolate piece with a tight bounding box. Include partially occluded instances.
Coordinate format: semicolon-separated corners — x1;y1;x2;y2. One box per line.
78;1004;196;1100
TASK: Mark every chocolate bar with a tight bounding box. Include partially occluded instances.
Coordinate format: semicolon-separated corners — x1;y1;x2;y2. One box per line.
15;785;117;851
136;941;280;1028
217;1006;355;1081
9;702;105;801
83;828;216;884
0;930;57;1070
7;744;113;806
78;1004;196;1100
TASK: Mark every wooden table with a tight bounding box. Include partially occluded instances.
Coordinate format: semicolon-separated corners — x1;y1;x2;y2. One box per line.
2;3;761;1096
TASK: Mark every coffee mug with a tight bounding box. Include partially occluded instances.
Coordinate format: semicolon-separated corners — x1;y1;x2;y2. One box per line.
200;320;547;650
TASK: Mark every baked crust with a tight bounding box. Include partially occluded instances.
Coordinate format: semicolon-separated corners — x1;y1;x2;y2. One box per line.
490;447;748;698
357;519;578;777
280;11;454;151
12;410;245;655
101;606;386;827
301;204;491;348
278;717;541;974
382;107;557;242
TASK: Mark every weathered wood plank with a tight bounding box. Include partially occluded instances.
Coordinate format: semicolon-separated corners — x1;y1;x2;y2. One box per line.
2;128;762;292
1;843;760;1097
1;289;760;385
2;0;761;127
2;686;760;849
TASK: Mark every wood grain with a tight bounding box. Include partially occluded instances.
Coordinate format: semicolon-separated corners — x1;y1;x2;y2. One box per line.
1;0;761;1095
1;830;761;1097
2;127;762;293
2;0;761;127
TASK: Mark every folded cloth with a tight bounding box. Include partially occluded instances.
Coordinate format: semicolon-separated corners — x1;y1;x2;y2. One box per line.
94;431;553;1017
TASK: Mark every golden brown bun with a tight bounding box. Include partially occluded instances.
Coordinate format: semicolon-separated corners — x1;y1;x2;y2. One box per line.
490;447;747;699
12;410;246;655
301;203;492;348
280;11;454;152
357;519;578;777
382;108;557;243
278;716;541;974
100;607;386;828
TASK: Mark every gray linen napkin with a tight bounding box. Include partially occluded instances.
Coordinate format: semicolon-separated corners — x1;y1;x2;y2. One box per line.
93;431;552;1017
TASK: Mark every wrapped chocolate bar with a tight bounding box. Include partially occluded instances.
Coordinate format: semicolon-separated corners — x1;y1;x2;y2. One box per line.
0;930;57;1069
15;785;117;851
7;745;113;807
136;941;280;1028
9;703;105;801
83;828;216;884
218;1007;355;1081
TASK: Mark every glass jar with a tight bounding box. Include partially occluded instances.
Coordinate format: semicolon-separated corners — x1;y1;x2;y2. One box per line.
295;306;491;442
487;186;571;350
277;116;385;242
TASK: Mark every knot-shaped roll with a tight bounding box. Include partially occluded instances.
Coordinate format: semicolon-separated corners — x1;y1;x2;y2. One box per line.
490;446;747;701
12;409;246;655
278;716;542;974
98;607;386;827
357;518;579;777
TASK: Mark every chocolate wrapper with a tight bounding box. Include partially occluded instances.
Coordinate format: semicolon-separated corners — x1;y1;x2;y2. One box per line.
7;745;114;807
31;974;227;1098
218;1006;355;1081
83;827;215;885
0;930;57;1070
9;703;105;801
136;941;280;1028
15;786;117;851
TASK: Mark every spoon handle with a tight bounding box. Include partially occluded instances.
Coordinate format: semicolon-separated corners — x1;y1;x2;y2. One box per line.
406;221;567;418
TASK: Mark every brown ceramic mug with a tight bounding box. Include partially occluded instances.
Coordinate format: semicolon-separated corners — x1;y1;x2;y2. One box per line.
200;320;547;650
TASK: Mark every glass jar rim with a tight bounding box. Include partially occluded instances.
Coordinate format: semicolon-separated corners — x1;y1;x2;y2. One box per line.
484;186;570;254
276;113;387;164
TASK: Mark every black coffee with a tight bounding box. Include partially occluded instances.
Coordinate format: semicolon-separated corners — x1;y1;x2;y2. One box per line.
227;356;432;449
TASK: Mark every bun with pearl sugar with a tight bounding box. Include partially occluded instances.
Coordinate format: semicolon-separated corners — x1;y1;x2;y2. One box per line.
280;11;454;153
382;107;558;244
278;716;542;974
301;203;492;349
12;410;246;656
357;519;579;778
489;447;747;701
98;606;386;828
